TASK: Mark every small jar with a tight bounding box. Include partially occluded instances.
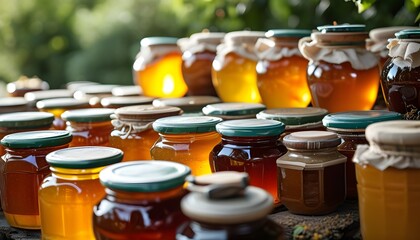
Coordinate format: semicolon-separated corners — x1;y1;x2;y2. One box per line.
381;29;420;119
202;102;266;120
0;130;72;229
73;84;120;108
299;24;380;112
322;110;402;199
151;116;222;175
36;97;90;130
210;119;286;205
94;160;191;240
0;97;28;114
100;96;154;108
62;108;114;147
153;96;220;114
109;105;182;161
7;76;49;97
133;37;187;98
277;131;346;215
256;107;328;139
212;31;265;103
177;172;284;240
353;120;420;240
39;146;123;239
111;85;143;96
256;29;312;108
178;32;225;96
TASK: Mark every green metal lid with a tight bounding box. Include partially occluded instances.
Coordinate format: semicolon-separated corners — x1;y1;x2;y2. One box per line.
395;29;420;39
111;85;143;97
61;108;114;122
0;97;27;107
322;110;402;130
202;103;266;117
141;37;179;47
100;96;154;108
153;116;223;134
0;112;54;128
36;98;90;109
46;146;123;169
216;119;285;137
99;161;191;192
266;29;312;38
74;84;120;95
1;130;72;148
317;24;366;33
256;107;328;126
153;96;220;113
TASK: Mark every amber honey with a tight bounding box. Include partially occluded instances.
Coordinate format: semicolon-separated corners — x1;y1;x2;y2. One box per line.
110;128;158;161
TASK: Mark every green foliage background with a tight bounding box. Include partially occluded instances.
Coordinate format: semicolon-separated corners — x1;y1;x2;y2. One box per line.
0;0;418;88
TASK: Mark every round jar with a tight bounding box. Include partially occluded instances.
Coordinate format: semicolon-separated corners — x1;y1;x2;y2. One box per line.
277;131;346;215
100;96;154;108
94;161;191;239
323;110;402;199
133;37;187;98
210;119;286;205
39;146;123;239
381;29;420;119
353;120;420;240
178;32;225;96
202;102;266;120
0;97;28;114
256;29;312;108
109;105;182;161
299;24;380;112
153;96;220;114
111;85;143;97
212;31;265;103
177;172;284;240
151;116;222;175
62;108;114;147
0;130;72;229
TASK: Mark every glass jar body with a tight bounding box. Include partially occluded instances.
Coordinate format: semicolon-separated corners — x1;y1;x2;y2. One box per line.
66;121;113;147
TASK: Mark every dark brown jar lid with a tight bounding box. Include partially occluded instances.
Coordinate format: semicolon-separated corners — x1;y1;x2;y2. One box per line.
114;105;183;122
283;131;341;150
153;96;220;113
101;96;154;108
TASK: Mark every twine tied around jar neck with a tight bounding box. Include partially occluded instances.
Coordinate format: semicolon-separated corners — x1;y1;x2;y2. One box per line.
255;38;302;61
387;38;420;69
111;119;154;139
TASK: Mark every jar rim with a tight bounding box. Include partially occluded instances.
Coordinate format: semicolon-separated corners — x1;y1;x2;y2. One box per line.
322;110;402;129
61;108;114;122
1;130;72;148
0;111;54;128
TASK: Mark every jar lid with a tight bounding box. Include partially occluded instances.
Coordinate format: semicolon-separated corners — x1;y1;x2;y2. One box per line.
182;172;273;224
0;97;27;107
61;108;114;122
0;112;54;128
202;103;266;117
101;96;155;108
111;85;143;96
224;31;266;44
114;105;183;121
46;146;123;169
369;26;418;42
283;131;341;150
153;96;220;113
366;120;420;147
395;29;420;39
140;37;179;47
317;24;366;33
74;84;120;96
256;107;328;126
1;130;72;148
24;89;73;103
266;29;312;38
66;81;99;92
322;110;402;130
36;98;90;109
153;116;223;134
99;160;191;192
216;119;285;137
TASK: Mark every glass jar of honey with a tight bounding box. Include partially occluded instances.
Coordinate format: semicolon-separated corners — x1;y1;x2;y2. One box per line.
62;108;114;147
111;85;143;97
73;84;120;108
39;146;123;239
151;116;222;175
210;119;286;205
322;110;402;199
0;130;72;229
153;96;220;114
256;29;312;108
277;131;346;215
353;120;420;240
36;97;90;130
100;96;154;108
177;172;284;240
299;24;380;112
381;29;420;119
94;160;191;240
133;37;187;98
202;102;266;120
212;31;265;103
109;105;182;161
178;32;225;96
0;97;28;114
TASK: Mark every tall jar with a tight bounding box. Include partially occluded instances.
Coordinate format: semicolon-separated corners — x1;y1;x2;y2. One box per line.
151;116;222;175
0;97;28;114
354;120;420;240
210;119;286;205
177;172;284;240
133;37;187;98
39;146;123;239
109;105;182;161
178;32;225;96
94;161;191;240
381;29;420;119
62;108;114;147
256;29;312;108
153;96;220;115
277;131;346;215
212;31;265;103
322;110;402;199
202;102;266;120
0;130;72;229
299;24;380;112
